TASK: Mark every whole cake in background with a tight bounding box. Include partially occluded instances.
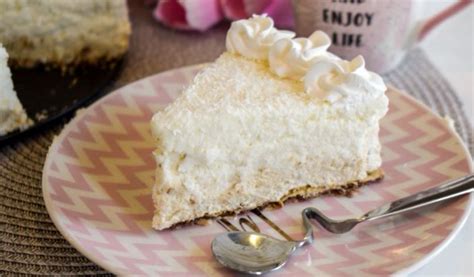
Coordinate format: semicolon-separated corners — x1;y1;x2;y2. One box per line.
151;15;389;230
0;0;131;136
0;44;30;135
0;0;131;68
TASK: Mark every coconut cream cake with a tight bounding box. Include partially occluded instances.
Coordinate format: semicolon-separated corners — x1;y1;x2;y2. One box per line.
0;0;131;136
0;0;131;68
151;15;388;230
0;44;30;135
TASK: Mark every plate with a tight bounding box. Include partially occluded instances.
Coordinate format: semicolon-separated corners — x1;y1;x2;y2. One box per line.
42;65;473;276
0;60;122;145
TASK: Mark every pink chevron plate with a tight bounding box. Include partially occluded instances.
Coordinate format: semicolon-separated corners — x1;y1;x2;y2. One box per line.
42;65;473;276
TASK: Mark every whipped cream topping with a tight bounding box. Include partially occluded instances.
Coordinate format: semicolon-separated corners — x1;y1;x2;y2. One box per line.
226;14;295;60
225;15;386;103
304;55;387;102
269;31;334;80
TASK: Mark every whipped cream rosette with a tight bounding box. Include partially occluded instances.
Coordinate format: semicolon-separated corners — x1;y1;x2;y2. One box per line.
304;55;386;103
226;14;295;60
268;31;335;80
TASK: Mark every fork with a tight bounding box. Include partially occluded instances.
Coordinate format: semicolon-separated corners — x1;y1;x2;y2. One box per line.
304;174;474;234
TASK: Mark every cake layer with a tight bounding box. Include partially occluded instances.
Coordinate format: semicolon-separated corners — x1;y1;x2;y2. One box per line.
165;169;383;229
0;0;131;67
151;53;388;230
0;44;30;135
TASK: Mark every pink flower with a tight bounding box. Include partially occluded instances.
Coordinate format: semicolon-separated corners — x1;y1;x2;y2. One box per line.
153;0;223;31
220;0;294;28
152;0;294;32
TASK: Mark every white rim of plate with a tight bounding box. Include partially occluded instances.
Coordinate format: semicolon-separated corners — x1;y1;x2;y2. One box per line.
41;65;474;276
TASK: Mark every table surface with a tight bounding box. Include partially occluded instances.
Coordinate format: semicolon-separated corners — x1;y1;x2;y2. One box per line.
414;2;473;276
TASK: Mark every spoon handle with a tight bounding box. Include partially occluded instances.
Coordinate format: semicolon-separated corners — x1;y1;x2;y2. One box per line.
363;174;474;222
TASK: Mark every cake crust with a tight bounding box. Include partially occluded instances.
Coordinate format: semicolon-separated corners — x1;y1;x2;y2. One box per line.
155;169;383;230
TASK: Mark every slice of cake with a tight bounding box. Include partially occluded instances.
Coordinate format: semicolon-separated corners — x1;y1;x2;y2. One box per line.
0;0;131;68
151;15;388;230
0;44;30;135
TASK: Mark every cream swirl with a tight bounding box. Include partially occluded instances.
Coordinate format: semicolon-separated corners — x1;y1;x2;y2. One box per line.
268;31;335;80
304;55;386;102
226;14;295;60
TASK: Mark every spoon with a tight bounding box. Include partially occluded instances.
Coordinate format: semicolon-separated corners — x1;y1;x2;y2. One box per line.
212;174;474;275
211;208;314;275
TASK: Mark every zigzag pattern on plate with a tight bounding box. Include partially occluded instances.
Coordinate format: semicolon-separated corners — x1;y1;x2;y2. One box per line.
43;66;471;276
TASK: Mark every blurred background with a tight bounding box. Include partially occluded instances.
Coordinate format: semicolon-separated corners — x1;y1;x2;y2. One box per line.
420;1;472;127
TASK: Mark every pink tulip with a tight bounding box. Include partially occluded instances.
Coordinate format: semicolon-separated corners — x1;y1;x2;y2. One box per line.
220;0;294;28
152;0;294;31
153;0;223;31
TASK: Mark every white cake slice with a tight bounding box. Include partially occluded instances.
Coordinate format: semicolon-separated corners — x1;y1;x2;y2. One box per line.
0;44;30;135
0;0;130;68
151;15;388;230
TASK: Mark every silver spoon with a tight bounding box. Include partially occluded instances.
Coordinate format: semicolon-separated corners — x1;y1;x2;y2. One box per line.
212;174;474;275
211;209;314;275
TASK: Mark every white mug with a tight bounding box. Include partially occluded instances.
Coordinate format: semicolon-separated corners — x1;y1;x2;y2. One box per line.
292;0;471;73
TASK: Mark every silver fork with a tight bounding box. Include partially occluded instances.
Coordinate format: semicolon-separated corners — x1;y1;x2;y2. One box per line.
305;174;474;233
